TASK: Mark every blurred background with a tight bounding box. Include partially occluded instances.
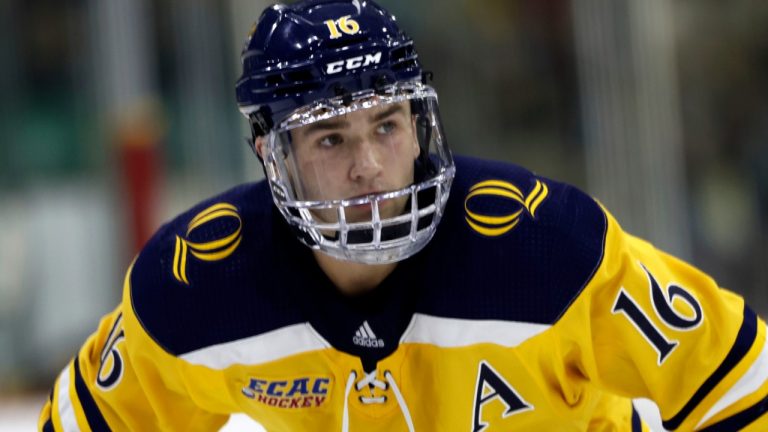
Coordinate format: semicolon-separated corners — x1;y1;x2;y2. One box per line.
1;0;767;429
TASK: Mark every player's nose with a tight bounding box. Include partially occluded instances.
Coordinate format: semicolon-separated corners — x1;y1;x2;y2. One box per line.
349;138;383;181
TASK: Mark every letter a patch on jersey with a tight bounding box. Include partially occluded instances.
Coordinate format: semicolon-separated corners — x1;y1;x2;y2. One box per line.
472;360;532;432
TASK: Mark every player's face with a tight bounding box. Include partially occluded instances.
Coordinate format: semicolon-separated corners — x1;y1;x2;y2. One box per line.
288;102;420;223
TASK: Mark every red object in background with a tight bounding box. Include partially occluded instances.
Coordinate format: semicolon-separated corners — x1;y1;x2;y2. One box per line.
115;101;165;255
119;140;161;255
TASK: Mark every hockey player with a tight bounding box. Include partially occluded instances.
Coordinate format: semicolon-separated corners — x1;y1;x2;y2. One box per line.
40;0;768;430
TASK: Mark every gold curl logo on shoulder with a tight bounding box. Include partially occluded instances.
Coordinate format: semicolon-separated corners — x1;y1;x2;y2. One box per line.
464;179;548;237
172;203;242;285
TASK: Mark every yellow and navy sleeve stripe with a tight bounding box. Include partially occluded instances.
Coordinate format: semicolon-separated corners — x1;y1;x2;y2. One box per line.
43;355;111;432
699;396;768;431
39;390;54;431
72;354;111;431
664;305;764;430
631;405;642;431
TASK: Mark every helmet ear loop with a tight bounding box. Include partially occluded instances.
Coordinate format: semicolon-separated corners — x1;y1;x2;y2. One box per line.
410;100;436;178
415;71;438;175
248;107;275;177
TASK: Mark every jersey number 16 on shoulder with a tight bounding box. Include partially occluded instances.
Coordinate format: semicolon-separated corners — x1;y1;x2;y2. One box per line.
612;263;704;365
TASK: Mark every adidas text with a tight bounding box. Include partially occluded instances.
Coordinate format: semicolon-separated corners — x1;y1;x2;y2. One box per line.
352;336;385;348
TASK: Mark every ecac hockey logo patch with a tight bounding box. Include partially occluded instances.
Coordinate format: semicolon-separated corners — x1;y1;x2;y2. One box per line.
242;376;332;409
464;179;548;237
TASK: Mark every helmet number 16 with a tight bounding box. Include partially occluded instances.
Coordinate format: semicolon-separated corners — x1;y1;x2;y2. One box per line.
324;15;360;39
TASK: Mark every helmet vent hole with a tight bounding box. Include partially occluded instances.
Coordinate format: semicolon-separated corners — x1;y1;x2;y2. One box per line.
274;83;320;97
265;74;283;86
391;45;415;60
282;69;315;82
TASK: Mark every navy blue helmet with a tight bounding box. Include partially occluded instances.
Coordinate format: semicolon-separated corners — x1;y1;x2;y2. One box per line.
236;0;422;135
236;0;455;264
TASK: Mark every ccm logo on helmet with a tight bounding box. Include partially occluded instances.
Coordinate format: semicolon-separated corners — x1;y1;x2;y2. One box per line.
325;52;382;75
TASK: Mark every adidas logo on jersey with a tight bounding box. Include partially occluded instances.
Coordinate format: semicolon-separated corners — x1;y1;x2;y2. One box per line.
352;321;385;348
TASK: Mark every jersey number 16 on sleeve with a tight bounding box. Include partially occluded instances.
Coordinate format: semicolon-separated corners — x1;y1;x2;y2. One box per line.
96;313;126;391
611;263;704;365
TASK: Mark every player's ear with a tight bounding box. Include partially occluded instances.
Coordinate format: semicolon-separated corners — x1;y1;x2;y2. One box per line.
254;136;267;159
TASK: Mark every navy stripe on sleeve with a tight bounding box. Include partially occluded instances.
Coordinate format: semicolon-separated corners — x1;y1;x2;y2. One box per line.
42;387;55;431
631;404;642;432
42;419;55;432
699;393;768;431
662;305;758;430
73;354;112;431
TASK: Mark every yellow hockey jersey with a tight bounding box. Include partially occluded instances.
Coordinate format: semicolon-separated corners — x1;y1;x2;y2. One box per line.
40;155;768;431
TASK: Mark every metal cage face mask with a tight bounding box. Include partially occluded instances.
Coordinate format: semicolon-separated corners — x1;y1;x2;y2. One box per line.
260;82;455;264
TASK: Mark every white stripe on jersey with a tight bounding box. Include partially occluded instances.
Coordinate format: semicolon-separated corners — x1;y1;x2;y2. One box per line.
400;313;550;347
697;323;768;428
57;364;81;432
180;323;330;370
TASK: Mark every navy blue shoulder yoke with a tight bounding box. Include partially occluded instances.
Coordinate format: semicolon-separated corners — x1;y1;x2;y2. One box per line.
129;181;309;356
411;155;608;325
129;155;609;356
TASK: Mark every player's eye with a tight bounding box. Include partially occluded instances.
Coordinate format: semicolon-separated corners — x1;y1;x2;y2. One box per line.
375;121;397;135
318;134;343;148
